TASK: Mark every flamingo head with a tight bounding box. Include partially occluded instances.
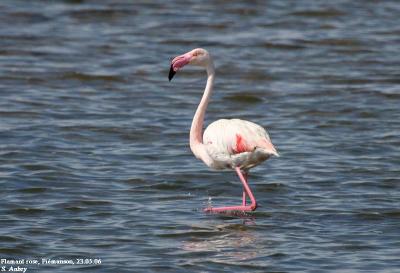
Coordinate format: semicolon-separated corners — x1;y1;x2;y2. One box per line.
169;48;211;81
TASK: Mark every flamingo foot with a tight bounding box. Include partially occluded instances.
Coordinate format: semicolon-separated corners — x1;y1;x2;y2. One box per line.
204;203;257;213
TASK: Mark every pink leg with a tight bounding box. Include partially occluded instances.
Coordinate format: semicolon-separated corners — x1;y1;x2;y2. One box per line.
242;172;248;206
204;167;257;213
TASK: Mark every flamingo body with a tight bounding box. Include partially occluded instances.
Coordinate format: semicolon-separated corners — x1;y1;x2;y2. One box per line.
203;118;278;170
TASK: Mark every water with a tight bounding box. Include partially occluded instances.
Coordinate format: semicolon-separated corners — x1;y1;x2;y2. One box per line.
1;0;399;272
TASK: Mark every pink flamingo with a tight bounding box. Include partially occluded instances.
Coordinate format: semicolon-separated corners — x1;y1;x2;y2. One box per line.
169;48;279;213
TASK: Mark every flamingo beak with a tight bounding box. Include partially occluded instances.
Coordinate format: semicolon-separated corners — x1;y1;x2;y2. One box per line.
168;65;176;81
168;53;192;81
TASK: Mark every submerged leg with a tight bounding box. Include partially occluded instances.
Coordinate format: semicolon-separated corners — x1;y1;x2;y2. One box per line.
204;167;257;213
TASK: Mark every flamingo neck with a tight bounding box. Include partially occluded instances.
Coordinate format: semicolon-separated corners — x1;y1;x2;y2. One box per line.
189;62;215;164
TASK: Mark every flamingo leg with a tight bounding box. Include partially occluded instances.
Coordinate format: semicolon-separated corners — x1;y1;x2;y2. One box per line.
204;167;257;213
242;172;248;206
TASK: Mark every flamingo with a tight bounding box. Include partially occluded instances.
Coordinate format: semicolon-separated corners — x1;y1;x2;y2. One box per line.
169;48;279;213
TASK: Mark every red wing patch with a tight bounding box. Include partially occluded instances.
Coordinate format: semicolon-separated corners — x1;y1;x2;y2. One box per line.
233;134;249;154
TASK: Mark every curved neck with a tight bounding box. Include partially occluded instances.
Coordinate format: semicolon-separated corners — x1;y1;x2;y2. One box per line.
189;62;215;161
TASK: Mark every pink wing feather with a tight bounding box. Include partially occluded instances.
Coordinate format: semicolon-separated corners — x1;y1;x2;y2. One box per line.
233;134;249;154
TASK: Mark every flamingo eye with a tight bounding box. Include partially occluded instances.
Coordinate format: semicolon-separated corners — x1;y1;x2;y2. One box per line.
193;51;203;57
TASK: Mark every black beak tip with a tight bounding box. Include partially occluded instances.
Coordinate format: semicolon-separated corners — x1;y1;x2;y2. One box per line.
168;65;176;81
